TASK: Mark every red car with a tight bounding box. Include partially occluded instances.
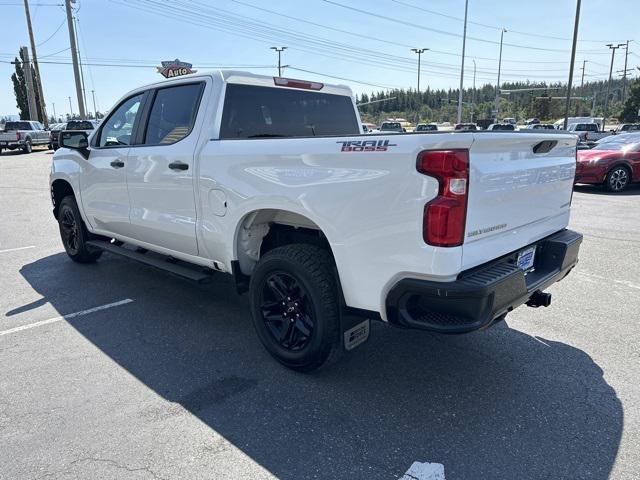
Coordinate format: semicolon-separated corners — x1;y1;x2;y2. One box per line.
576;137;640;192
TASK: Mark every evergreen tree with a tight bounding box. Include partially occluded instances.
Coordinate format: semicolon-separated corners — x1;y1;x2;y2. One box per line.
620;79;640;122
10;49;43;122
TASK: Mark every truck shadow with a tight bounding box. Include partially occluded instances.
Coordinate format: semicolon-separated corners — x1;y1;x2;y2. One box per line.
15;252;623;480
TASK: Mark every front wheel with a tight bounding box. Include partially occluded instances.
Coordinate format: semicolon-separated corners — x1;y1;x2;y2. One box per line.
249;244;341;372
605;166;630;192
57;196;102;263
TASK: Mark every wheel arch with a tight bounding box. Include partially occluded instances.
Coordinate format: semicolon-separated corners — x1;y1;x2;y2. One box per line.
51;178;77;219
232;208;339;279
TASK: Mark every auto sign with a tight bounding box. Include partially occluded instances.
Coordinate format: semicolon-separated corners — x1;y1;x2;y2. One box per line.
156;59;197;78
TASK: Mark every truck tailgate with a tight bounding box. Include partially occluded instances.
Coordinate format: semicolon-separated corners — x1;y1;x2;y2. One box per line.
462;133;577;270
0;132;19;142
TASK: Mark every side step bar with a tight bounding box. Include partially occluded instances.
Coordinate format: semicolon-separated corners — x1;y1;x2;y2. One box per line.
87;240;214;283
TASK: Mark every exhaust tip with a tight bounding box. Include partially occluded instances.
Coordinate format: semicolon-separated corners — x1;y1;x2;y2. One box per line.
526;290;552;308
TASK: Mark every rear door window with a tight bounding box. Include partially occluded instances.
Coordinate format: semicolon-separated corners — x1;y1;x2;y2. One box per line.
220;84;359;139
142;83;204;145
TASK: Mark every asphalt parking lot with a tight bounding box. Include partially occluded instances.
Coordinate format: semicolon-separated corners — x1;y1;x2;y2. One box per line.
0;148;639;480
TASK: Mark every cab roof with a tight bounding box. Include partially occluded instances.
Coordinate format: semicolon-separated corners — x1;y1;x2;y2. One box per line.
131;69;354;98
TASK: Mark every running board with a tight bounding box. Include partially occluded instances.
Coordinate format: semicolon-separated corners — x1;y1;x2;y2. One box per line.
87;240;214;283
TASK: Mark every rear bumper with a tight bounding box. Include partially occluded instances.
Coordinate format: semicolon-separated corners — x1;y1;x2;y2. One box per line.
386;229;582;333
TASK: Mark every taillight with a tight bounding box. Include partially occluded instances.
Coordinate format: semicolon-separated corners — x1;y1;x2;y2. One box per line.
417;149;469;247
16;132;21;141
274;77;324;90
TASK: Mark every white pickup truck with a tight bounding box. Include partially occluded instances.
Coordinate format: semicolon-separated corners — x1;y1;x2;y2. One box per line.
50;71;583;371
0;120;49;154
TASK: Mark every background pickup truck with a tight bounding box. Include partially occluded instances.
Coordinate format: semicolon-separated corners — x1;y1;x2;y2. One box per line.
50;70;583;372
0;120;49;154
567;122;611;143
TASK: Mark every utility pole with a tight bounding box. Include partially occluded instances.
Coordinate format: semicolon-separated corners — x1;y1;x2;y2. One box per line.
20;47;38;120
73;16;88;115
68;96;73;117
621;40;630;101
270;47;286;77
563;0;581;131
23;0;48;127
411;48;428;93
604;42;624;132
471;59;476;122
52;102;56;121
91;90;97;119
65;0;86;119
494;28;507;121
456;0;469;124
580;60;588;89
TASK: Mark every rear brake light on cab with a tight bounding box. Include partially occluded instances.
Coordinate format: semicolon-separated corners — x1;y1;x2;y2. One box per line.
416;149;469;247
274;77;324;90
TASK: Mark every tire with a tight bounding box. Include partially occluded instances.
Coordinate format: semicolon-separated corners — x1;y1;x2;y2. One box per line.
57;196;102;263
22;140;32;154
249;244;341;372
605;165;631;192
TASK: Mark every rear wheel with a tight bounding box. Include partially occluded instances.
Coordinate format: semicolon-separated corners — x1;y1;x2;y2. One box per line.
57;196;102;263
605;166;630;192
249;244;341;372
22;140;32;154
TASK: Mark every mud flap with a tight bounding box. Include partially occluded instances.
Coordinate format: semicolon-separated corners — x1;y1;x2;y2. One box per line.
342;316;370;351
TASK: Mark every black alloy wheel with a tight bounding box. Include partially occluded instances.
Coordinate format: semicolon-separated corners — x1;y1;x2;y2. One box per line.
259;272;315;351
57;196;102;263
249;244;341;372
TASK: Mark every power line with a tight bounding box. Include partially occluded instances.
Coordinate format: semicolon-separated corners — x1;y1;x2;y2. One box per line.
388;0;628;44
35;16;66;47
320;0;610;54
231;0;586;66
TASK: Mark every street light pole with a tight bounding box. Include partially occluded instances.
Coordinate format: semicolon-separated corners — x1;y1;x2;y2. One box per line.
91;90;98;119
457;0;469;124
604;42;624;132
68;96;73;117
52;102;56;122
494;28;507;121
563;0;581;131
270;47;287;77
410;48;428;93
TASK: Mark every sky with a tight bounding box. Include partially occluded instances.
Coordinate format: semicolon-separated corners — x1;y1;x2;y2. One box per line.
2;0;639;118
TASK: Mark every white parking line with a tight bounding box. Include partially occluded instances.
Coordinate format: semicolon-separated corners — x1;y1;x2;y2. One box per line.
399;462;445;480
0;299;134;337
0;245;36;254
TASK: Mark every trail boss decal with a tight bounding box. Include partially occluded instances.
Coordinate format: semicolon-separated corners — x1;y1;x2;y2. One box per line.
157;59;197;78
337;139;397;152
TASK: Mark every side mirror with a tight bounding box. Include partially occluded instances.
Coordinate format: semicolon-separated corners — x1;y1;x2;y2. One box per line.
60;131;89;158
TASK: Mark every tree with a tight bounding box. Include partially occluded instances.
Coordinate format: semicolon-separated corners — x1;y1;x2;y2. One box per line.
10;49;43;122
620;79;640;122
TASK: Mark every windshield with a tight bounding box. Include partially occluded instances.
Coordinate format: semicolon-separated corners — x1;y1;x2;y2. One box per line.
416;124;436;131
593;141;640;152
380;122;401;130
4;121;31;131
67;121;95;130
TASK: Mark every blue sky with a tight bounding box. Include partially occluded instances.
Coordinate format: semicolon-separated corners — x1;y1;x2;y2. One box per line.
2;0;639;118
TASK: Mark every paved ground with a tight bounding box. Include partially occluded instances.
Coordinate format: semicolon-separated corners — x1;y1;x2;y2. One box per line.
0;148;638;480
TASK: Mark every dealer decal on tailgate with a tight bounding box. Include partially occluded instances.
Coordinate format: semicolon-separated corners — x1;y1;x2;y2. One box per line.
337;139;397;152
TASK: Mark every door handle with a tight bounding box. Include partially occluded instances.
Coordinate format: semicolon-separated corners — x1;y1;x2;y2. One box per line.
110;160;125;168
168;161;189;171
